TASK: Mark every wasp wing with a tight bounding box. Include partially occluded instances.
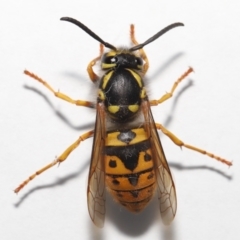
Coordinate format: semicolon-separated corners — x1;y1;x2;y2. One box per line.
87;102;106;228
142;99;177;225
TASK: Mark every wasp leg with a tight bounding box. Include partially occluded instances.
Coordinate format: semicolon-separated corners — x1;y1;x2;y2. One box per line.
14;130;94;193
130;24;149;75
150;67;193;106
87;44;104;82
24;70;95;108
155;123;232;166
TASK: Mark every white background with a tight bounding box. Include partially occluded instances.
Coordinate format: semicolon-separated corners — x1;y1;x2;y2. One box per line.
1;0;240;240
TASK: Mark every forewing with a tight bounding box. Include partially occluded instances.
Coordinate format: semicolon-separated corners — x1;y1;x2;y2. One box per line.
87;102;106;228
142;99;177;225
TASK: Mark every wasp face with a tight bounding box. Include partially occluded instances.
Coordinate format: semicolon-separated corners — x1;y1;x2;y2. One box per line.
101;51;143;71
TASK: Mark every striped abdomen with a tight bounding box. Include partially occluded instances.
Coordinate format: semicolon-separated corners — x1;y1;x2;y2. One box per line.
105;128;156;212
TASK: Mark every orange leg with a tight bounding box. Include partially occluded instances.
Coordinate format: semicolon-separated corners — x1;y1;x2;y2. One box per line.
14;130;94;193
130;24;149;75
155;123;232;166
24;70;95;108
150;67;193;106
87;44;104;82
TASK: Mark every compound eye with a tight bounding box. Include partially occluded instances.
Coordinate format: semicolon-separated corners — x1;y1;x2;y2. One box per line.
135;57;143;66
104;56;118;64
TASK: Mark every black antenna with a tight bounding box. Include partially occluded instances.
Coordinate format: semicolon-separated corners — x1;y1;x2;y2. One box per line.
129;22;184;51
60;17;117;50
61;17;184;52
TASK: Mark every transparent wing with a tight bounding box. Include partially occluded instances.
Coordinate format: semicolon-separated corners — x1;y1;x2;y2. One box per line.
87;102;106;228
142;99;177;225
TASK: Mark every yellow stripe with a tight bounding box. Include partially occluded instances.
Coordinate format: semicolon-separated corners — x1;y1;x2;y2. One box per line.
102;71;114;89
125;69;142;87
98;89;105;100
105;153;154;175
108;105;119;114
128;105;139;113
105;51;117;57
106;128;147;146
140;88;147;99
101;63;116;69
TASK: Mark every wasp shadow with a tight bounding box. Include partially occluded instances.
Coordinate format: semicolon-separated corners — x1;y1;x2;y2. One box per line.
14;161;89;208
148;51;194;129
105;191;159;236
163;79;194;128
169;162;232;180
104;191;176;239
150;52;184;80
23;85;94;131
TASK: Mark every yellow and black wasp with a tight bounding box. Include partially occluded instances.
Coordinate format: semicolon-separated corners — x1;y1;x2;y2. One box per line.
15;17;232;228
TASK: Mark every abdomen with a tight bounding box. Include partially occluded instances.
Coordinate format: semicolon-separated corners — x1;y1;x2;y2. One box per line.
105;128;156;212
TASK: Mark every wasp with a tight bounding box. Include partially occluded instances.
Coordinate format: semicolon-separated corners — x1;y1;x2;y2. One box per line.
15;17;232;228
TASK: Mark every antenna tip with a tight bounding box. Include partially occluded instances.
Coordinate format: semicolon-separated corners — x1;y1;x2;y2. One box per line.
60;17;68;21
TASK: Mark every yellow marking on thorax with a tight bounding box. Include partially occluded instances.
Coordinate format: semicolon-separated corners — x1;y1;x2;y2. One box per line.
108;105;119;114
125;68;142;87
128;104;139;113
98;89;105;100
140;88;147;99
102;71;114;89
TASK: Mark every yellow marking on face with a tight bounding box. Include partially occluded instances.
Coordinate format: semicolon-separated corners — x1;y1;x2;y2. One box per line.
101;63;116;69
105;51;117;57
108;105;119;114
128;104;139;113
126;68;142;87
102;71;114;89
